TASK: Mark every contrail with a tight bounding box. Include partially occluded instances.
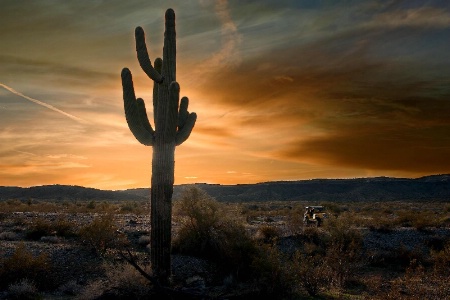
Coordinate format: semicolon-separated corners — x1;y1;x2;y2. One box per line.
0;82;86;123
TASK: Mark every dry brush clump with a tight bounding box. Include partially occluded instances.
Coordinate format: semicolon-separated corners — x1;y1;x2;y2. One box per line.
77;262;153;300
25;216;77;241
430;240;450;276
250;245;296;296
255;225;282;244
0;243;51;291
368;260;450;300
78;214;128;254
172;187;298;297
173;187;258;277
7;279;39;300
291;251;329;296
289;214;365;296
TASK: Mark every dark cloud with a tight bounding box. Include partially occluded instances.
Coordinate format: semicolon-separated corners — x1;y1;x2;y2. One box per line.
197;19;450;175
278;123;450;173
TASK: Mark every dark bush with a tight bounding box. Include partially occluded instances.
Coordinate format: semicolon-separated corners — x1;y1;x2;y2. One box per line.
292;251;329;296
25;218;53;240
0;243;51;290
173;187;258;277
78;214;127;254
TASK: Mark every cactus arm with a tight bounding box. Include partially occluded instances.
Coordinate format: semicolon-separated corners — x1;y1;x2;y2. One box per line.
153;58;162;122
177;97;189;128
176;96;196;146
121;68;154;146
176;112;197;146
135;27;164;83
154;57;163;73
136;98;155;135
162;9;176;83
167;81;180;138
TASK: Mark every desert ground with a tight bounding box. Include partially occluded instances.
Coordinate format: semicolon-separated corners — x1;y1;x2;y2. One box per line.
1;187;449;299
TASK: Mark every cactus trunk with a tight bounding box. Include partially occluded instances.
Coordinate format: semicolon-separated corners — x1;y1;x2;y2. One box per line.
150;142;175;280
121;8;197;283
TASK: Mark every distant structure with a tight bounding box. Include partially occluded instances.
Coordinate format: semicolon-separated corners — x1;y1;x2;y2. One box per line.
121;8;197;282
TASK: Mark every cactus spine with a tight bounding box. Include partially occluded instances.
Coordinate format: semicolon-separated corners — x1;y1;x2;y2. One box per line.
121;8;197;282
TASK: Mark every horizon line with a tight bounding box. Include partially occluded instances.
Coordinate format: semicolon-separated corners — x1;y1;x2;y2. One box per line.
2;173;449;190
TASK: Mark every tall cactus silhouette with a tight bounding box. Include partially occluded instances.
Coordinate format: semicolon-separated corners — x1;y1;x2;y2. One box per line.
121;8;197;281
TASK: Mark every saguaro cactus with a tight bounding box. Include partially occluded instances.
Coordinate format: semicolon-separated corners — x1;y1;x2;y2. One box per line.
121;8;197;282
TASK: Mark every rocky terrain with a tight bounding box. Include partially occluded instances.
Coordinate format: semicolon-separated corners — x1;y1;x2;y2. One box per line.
0;209;449;298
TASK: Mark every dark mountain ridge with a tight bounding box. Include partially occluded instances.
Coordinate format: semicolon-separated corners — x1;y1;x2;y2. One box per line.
1;174;449;202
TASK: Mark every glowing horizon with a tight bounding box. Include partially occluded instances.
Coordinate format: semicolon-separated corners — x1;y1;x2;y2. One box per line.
1;1;450;190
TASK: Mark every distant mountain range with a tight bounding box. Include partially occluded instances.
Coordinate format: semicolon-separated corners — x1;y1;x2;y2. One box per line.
1;174;449;202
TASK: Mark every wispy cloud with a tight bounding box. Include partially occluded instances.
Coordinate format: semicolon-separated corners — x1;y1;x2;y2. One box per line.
190;0;241;82
0;83;87;124
368;7;450;29
207;0;241;68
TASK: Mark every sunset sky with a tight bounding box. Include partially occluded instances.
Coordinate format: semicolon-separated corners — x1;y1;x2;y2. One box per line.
1;0;449;189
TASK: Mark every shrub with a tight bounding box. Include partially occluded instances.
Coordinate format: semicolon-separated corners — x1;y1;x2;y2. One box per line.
52;217;76;237
25;216;76;240
321;202;343;216
256;225;281;244
379;261;450;299
77;263;152;300
324;216;364;289
58;280;83;296
367;216;396;232
25;218;53;240
286;206;306;235
7;279;39;300
250;246;295;296
104;262;152;296
137;235;151;246
431;241;450;276
301;227;326;253
86;200;96;209
0;231;18;241
292;251;329;296
40;236;60;243
78;214;127;254
173;187;258;277
120;203;135;213
0;243;50;290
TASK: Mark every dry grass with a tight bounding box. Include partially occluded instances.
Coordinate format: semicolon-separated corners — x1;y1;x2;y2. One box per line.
0;195;449;299
0;199;147;214
78;214;128;254
0;243;51;290
7;279;39;300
